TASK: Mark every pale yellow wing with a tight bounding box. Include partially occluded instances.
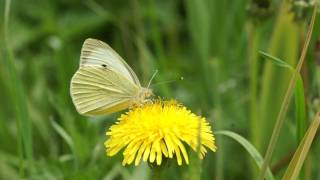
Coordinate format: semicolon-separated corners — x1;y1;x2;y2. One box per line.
70;66;140;116
80;38;141;86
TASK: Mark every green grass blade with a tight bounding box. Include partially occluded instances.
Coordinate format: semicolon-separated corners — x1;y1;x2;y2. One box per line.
216;131;275;180
248;23;264;179
185;0;213;109
259;6;317;180
50;119;74;153
3;0;33;176
282;112;320;180
259;51;294;70
295;75;306;144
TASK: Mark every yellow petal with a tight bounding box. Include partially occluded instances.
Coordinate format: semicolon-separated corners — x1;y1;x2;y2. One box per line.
149;143;156;163
160;140;168;157
177;141;189;165
164;135;174;158
143;144;151;162
156;151;162;165
174;145;182;166
135;142;149;166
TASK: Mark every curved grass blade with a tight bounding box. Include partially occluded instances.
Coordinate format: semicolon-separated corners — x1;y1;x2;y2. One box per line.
50;119;75;155
216;130;275;180
259;51;307;144
282;112;320;180
259;51;294;70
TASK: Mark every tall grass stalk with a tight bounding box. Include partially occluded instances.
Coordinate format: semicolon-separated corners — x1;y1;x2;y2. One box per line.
147;0;171;97
258;2;300;152
295;76;306;144
259;50;309;179
211;58;224;179
249;26;261;149
185;0;213;109
259;5;317;180
248;23;263;179
3;0;33;177
282;112;320;180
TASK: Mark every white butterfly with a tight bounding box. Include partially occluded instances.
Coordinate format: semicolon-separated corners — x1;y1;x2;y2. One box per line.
70;38;153;116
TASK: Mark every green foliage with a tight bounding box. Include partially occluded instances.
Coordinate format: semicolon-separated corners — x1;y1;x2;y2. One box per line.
259;50;307;145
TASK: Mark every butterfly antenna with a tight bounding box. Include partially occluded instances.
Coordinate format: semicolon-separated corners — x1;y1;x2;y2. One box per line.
147;70;158;88
151;77;184;86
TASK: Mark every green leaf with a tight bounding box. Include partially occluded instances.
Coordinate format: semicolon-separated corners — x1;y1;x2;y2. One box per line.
282;112;320;180
259;51;294;70
295;75;306;144
50;119;74;154
215;130;275;180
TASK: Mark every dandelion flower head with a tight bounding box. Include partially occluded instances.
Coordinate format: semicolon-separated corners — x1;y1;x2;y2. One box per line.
105;100;217;166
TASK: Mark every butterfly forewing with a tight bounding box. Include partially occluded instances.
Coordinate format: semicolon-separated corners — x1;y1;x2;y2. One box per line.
80;38;141;86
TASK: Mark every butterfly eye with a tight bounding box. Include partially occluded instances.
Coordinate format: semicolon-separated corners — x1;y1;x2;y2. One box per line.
102;64;107;68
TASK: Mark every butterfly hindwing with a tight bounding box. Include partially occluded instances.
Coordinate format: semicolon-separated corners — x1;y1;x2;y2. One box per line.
70;66;139;116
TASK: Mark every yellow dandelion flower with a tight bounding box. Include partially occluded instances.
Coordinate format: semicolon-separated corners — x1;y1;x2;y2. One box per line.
104;100;217;166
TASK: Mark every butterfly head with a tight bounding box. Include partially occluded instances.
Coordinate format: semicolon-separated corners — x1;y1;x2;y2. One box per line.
140;87;153;99
134;87;153;105
130;88;153;109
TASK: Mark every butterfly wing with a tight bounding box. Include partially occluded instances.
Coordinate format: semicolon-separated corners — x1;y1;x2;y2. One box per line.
70;66;140;116
80;38;141;86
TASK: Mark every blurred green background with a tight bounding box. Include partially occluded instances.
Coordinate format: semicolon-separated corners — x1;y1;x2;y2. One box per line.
1;0;320;179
